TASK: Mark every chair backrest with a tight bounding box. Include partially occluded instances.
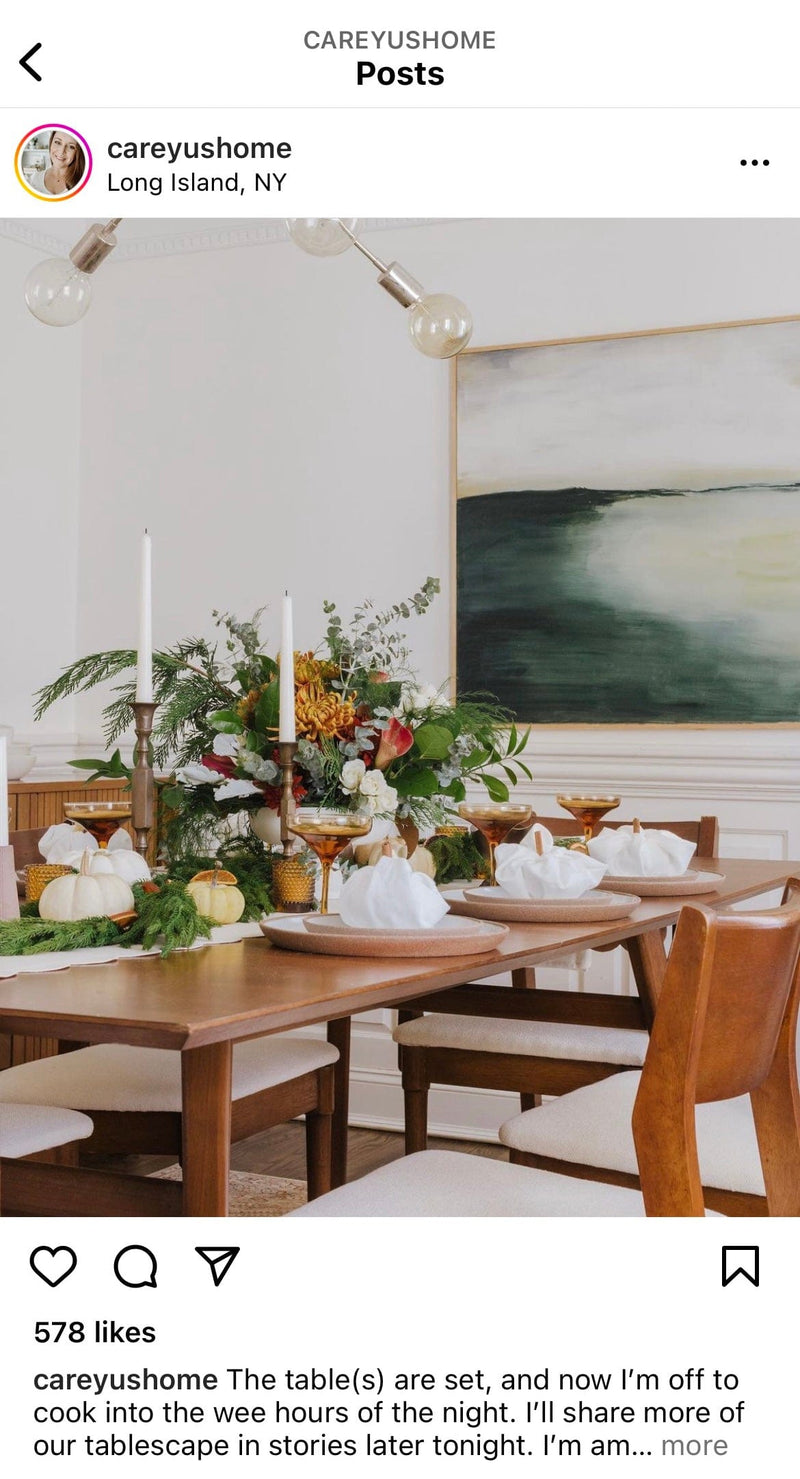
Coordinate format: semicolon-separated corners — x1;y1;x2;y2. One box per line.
9;828;48;870
530;815;719;856
632;881;800;1216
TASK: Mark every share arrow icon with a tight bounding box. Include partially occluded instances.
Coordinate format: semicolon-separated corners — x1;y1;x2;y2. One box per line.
195;1246;240;1287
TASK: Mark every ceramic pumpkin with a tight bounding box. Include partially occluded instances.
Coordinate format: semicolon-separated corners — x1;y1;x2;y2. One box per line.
38;850;135;922
367;837;407;866
186;865;246;925
61;848;151;885
408;844;436;879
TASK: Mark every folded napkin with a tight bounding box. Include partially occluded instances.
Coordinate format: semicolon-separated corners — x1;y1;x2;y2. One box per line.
588;822;695;877
495;824;607;899
39;822;98;864
339;853;449;930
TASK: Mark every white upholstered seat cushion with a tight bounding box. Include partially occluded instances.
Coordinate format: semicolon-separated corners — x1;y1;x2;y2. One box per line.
0;1036;338;1114
394;1013;648;1067
499;1071;764;1196
291;1149;649;1217
0;1103;93;1158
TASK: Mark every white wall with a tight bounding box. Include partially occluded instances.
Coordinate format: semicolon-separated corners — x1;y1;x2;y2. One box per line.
0;234;83;757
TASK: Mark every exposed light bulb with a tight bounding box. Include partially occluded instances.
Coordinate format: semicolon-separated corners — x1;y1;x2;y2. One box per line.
286;218;363;256
25;258;93;327
23;220;121;328
407;292;473;359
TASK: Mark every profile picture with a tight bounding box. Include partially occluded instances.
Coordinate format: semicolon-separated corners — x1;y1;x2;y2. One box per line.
16;125;92;201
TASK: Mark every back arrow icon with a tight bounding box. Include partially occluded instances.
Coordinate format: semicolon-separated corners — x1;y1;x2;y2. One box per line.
20;43;42;81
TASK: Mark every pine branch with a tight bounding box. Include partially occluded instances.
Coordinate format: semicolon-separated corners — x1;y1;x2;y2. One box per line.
34;651;137;720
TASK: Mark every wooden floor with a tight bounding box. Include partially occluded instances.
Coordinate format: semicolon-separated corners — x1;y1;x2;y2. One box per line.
87;1123;507;1183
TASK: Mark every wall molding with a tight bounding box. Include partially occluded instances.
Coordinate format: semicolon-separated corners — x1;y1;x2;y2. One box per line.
0;217;446;263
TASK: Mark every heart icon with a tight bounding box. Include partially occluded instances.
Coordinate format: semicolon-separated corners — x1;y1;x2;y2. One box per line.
30;1245;77;1287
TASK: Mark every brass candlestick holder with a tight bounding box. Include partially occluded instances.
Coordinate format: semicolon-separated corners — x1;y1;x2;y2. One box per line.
278;740;299;852
273;739;316;912
130;701;157;857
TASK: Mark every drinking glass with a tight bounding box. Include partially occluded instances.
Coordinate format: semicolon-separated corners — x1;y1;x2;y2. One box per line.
63;800;132;848
457;802;533;886
556;794;620;844
288;810;372;915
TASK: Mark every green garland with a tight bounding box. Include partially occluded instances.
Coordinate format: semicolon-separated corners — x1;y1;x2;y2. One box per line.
0;844;276;959
426;830;489;886
0;915;122;956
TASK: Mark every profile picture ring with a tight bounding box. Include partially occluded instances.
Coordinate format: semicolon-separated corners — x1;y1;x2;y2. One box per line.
15;125;92;201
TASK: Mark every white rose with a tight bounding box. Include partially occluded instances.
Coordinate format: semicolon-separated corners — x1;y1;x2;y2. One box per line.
359;771;398;814
402;682;442;713
358;770;384;797
215;778;262;801
212;733;240;758
341;759;367;793
175;762;225;787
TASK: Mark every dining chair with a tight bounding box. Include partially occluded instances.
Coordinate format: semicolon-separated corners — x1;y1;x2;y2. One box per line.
393;815;719;1153
292;887;800;1217
0;1036;339;1200
0;1102;94;1213
499;883;800;1216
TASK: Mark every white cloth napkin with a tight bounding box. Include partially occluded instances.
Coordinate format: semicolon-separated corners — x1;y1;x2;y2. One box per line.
495;824;607;899
588;825;695;877
339;855;449;930
39;822;98;863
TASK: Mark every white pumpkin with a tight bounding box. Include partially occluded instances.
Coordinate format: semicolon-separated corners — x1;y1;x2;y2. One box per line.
367;837;407;866
186;866;246;925
39;851;135;922
408;844;436;879
61;848;151;885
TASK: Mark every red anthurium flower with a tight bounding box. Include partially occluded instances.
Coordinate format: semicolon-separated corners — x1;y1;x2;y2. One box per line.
374;718;414;771
200;752;236;779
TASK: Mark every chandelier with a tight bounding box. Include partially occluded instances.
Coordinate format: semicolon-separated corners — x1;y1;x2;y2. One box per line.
24;217;473;358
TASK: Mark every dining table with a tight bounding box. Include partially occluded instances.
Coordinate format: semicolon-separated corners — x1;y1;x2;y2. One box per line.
0;856;796;1217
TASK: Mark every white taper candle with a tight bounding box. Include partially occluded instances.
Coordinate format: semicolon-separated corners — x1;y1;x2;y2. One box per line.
279;592;296;742
135;530;153;703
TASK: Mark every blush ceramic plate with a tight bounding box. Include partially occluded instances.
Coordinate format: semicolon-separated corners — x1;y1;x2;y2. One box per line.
260;914;508;958
448;887;642;924
600;871;725;896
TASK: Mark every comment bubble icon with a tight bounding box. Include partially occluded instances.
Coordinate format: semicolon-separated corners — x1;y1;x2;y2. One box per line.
114;1244;158;1289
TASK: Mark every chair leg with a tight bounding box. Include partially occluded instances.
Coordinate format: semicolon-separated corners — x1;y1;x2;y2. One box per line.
519;1094;542;1112
327;1017;350;1188
305;1066;334;1201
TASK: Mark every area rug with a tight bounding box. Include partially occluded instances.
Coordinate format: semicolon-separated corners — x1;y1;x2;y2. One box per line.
151;1165;308;1216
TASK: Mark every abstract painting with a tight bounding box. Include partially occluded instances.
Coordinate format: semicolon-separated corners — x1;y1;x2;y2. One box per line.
454;318;800;723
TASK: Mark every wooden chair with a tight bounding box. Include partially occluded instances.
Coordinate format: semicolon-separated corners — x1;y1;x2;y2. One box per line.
3;827;336;1202
9;827;48;872
500;883;800;1216
0;1103;94;1213
0;1037;337;1202
292;886;800;1218
393;817;720;1153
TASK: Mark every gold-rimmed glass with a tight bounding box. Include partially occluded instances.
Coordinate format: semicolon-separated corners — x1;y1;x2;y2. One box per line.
457;801;534;886
556;793;620;844
63;800;132;848
287;810;372;915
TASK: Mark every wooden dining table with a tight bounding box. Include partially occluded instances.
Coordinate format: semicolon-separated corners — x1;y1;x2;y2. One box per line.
0;857;795;1217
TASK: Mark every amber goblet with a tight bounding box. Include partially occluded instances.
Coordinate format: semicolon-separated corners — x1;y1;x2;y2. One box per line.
63;800;132;848
288;810;372;915
556;794;620;845
457;801;534;886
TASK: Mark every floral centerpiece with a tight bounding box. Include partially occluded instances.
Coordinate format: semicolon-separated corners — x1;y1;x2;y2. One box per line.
35;578;530;855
